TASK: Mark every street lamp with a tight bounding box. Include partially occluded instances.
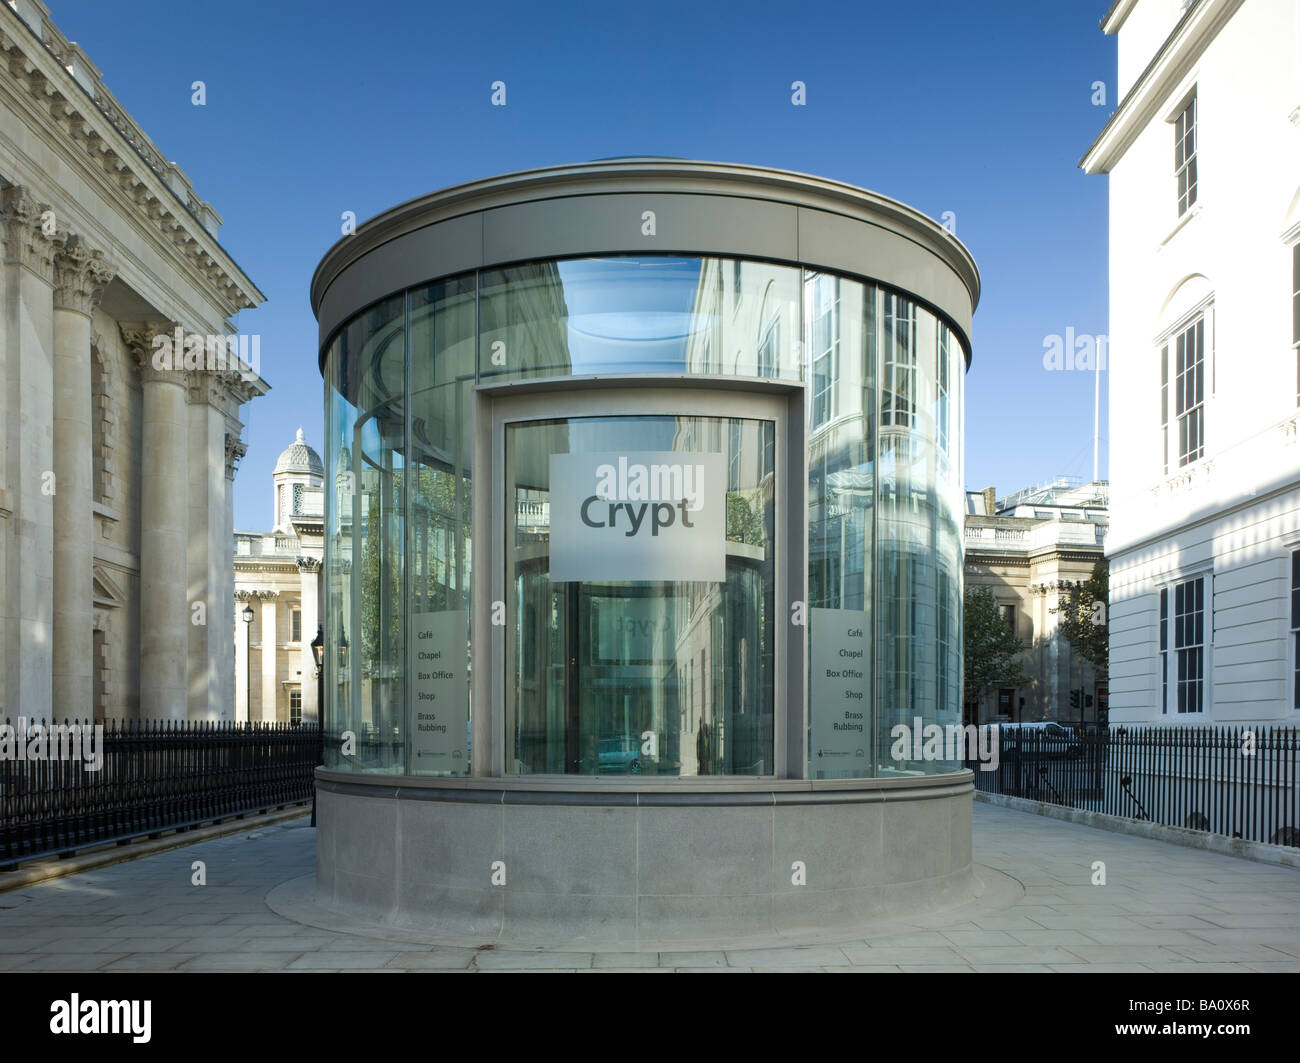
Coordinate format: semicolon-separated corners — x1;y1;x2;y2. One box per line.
310;626;324;679
310;625;325;828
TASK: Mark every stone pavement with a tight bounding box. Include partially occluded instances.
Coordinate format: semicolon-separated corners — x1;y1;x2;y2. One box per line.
1;803;1298;972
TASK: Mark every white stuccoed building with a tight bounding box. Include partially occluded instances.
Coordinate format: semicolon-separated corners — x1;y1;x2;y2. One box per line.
1082;0;1300;726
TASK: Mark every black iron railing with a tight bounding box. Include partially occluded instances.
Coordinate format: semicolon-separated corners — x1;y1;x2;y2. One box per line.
0;719;319;869
967;725;1300;847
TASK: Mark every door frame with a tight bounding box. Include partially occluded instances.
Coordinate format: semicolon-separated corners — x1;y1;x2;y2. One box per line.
472;375;807;780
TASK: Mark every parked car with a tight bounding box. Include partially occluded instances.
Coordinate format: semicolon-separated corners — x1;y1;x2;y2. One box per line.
597;737;641;774
998;721;1082;759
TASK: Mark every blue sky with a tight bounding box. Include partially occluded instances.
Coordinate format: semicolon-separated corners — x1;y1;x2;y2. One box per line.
52;0;1115;529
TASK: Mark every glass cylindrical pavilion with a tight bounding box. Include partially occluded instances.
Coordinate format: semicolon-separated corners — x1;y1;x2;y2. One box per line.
311;159;979;942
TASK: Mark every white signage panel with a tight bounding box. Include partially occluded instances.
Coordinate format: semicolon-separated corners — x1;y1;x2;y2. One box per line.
548;451;726;582
809;607;871;778
409;609;469;772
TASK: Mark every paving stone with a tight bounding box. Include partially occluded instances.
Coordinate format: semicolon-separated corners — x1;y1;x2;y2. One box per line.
384;950;476;970
472;950;594;970
2;802;1298;973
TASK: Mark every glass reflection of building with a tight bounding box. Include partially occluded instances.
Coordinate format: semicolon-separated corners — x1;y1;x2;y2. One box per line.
324;252;965;780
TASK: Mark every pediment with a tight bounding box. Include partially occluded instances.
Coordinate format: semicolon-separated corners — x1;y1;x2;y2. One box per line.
92;564;127;608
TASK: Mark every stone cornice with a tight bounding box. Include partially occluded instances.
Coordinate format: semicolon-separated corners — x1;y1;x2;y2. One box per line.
53;232;115;314
1081;0;1246;174
235;563;312;579
0;3;264;316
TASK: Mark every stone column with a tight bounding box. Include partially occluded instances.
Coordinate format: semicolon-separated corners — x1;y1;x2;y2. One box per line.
297;557;321;724
187;373;230;721
2;186;58;721
52;235;114;720
260;591;279;722
234;591;251;722
122;323;189;721
224;431;246;721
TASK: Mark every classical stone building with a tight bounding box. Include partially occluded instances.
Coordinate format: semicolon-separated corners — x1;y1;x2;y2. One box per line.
233;430;324;724
0;0;267;722
964;478;1108;726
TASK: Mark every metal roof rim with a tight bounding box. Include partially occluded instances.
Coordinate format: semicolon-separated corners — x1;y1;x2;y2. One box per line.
309;159;980;316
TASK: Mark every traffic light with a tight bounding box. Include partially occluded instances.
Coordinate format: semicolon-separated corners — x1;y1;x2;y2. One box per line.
1085;694;1094;709
1069;689;1080;710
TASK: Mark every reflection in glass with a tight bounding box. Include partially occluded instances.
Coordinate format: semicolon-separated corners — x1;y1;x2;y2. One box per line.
406;276;475;775
505;415;775;776
324;293;405;773
321;254;969;782
807;275;874;778
480;257;801;381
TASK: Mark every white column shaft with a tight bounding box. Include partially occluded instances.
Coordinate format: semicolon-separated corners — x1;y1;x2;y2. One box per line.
260;597;278;722
51;304;93;719
139;373;189;720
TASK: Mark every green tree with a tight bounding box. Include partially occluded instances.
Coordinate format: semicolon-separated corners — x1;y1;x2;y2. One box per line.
726;491;764;546
1058;561;1109;675
963;586;1029;706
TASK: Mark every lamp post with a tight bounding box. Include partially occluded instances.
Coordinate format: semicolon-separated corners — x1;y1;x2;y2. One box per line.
310;625;324;828
241;603;254;723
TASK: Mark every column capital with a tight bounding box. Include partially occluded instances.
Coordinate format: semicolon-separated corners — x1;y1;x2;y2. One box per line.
119;320;188;387
188;370;230;412
296;556;322;574
2;184;59;282
53;234;116;315
225;431;247;481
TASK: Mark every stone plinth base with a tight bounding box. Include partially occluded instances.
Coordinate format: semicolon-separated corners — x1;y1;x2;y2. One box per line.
310;771;975;946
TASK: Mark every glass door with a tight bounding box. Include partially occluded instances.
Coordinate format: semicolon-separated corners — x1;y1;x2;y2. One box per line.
499;404;780;777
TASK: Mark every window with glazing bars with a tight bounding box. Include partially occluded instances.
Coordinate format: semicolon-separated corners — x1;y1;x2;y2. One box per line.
1174;92;1197;216
809;275;839;426
937;327;951;454
1292;244;1299;406
1173;577;1204;714
1175;316;1204;466
1160;344;1169;475
1159;587;1168;714
881;294;916;428
1292;551;1300;711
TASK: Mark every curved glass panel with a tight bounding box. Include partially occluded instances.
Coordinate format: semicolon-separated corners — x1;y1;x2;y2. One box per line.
321;255;968;781
807;273;875;779
876;298;964;776
324;293;405;773
406;277;476;775
479;257;802;381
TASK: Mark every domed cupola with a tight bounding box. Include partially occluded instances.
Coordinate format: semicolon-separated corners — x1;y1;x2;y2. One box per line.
275;426;324;478
271;428;323;532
